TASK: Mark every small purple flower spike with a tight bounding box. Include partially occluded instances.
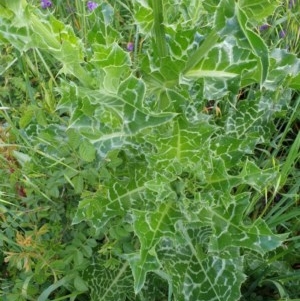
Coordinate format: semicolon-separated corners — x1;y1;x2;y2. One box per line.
259;24;270;31
87;1;99;11
126;42;134;52
279;30;286;39
41;0;52;9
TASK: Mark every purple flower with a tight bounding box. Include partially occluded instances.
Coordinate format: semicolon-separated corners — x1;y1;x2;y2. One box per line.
259;24;270;31
126;42;134;52
41;0;52;9
87;1;98;11
279;30;286;38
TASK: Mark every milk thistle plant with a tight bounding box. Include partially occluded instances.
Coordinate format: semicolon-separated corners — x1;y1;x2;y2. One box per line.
0;0;300;300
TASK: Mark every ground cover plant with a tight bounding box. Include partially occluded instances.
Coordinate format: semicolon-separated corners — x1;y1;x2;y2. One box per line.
0;0;300;300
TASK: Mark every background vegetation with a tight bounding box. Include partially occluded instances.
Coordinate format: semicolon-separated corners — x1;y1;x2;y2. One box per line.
0;0;300;300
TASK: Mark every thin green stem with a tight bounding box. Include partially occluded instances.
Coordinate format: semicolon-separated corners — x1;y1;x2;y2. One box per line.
151;0;168;58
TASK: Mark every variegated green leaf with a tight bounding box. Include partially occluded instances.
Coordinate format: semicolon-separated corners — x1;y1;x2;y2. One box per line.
239;0;280;21
82;258;134;301
127;202;181;293
157;227;246;301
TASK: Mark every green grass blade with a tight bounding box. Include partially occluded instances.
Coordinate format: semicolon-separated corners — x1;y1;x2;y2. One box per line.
37;275;75;301
280;130;300;187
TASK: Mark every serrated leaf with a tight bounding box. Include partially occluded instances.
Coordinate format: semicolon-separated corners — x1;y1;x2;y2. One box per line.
19;109;34;128
148;117;215;170
184;30;220;73
266;49;300;90
157;226;246;301
70;77;177;137
210;136;256;167
36;109;48;126
224;92;275;140
73;166;151;229
289;73;300;89
132;0;153;35
239;0;280;21
207;159;278;192
127;202;181;293
79;140;96;162
74;249;84;266
202;0;220;13
91;43;131;92
72;174;84;194
206;193;286;254
74;275;89;292
82;257;134;301
183;26;259;97
67;129;81;149
236;5;269;84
